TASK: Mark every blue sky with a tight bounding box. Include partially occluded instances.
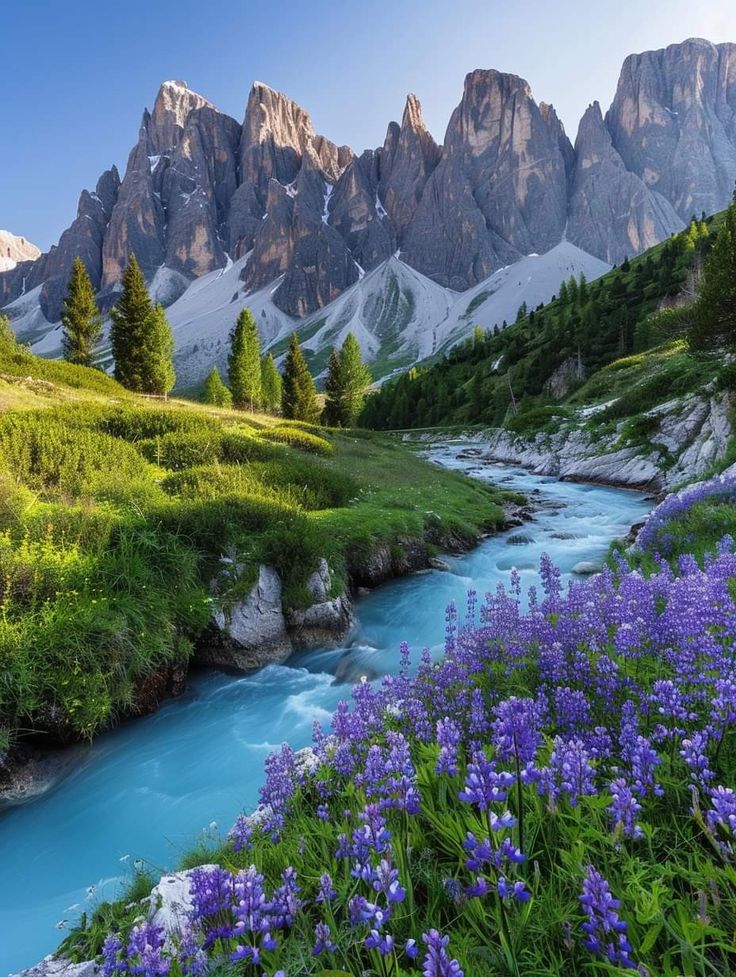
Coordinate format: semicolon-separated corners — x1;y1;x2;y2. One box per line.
4;0;736;251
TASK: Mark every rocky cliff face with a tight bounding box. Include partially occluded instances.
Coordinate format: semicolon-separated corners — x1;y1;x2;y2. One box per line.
402;70;570;288
3;38;736;355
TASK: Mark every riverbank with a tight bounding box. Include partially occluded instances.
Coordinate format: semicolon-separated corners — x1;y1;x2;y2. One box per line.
0;401;523;808
2;451;651;974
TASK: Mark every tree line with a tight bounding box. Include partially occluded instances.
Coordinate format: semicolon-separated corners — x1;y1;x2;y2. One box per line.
57;254;372;423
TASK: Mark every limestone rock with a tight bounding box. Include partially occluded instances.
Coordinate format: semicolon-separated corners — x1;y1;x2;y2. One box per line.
287;559;355;647
543;355;587;399
605;38;736;222
567;102;683;264
11;958;97;977
378;94;441;241
402;69;570;288
197;564;292;671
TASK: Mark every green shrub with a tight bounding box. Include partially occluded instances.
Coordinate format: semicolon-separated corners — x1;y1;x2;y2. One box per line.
161;465;302;508
137;431;224;470
0;413;151;496
505;405;571;435
0;342;123;395
248;457;358;509
220;430;284;463
260;426;334;455
92;406;221;442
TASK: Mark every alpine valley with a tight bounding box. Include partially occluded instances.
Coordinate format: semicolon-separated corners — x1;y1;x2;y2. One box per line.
4;36;736;387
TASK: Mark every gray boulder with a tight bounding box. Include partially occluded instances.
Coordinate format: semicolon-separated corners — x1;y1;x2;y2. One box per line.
198;564;292;671
287;559;355;647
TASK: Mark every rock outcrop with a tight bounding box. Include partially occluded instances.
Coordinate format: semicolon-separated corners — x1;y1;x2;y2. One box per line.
197;560;354;671
286;558;355;647
481;389;734;491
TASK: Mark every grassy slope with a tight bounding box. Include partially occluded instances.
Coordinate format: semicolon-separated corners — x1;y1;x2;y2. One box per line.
0;342;513;752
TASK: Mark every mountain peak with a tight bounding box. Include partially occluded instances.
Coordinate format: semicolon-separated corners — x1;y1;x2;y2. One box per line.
402;93;429;133
0;230;41;271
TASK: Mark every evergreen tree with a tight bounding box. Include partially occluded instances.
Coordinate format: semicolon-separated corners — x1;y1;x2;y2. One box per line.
338;333;371;426
690;200;736;350
143;304;176;396
110;255;156;391
322;333;372;427
260;353;282;413
323;348;345;425
228;307;262;410
281;333;319;422
203;366;232;407
61;257;102;367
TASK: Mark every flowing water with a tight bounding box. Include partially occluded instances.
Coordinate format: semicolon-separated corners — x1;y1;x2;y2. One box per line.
0;446;651;972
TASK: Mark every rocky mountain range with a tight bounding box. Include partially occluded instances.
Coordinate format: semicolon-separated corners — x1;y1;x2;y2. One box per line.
2;37;736;383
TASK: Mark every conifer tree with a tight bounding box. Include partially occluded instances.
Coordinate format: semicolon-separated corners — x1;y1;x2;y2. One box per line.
61;257;102;367
282;333;319;422
322;333;372;427
260;353;282;413
143;304;176;396
203;366;232;407
110;255;155;390
323;348;344;425
690;200;736;350
228;307;262;410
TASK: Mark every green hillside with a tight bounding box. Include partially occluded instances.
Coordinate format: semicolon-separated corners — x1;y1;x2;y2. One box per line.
0;333;514;756
361;214;725;432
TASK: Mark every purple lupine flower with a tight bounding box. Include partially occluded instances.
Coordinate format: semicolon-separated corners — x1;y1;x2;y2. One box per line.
102;934;126;977
706;785;736;852
436;717;462;776
270;866;302;929
126;922;169;977
492;696;543;767
421;929;464;977
179;928;207;977
312;920;337;955
458;752;514;809
680;731;715;787
316;872;336;903
365;928;395;955
608;778;644;840
227;814;253;852
371;858;406;903
497;875;531;901
579;866;638;970
549;737;596;806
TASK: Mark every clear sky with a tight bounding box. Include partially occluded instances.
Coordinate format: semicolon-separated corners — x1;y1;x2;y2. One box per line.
4;0;736;251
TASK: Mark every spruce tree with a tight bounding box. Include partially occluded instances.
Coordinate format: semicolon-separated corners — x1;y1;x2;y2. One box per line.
690;200;736;350
322;334;371;427
260;353;282;413
338;333;372;426
323;348;345;425
110;255;154;390
61;257;102;367
228;307;262;410
143;304;176;396
282;333;319;422
203;366;233;407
